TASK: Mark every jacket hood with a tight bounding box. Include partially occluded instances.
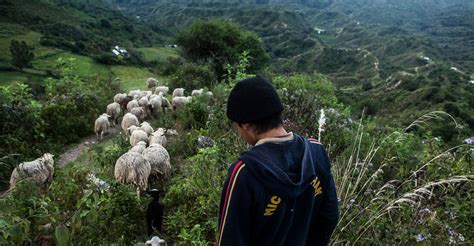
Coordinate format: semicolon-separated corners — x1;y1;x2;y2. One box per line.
240;133;316;198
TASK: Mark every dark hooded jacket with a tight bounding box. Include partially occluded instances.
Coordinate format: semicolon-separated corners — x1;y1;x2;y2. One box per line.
217;133;339;246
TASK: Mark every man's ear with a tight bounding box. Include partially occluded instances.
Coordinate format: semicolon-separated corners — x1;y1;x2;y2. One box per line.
240;123;254;132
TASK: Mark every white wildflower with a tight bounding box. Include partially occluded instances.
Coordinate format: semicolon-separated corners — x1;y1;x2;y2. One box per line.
318;109;326;141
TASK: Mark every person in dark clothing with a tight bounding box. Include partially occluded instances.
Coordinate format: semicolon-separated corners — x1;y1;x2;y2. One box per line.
147;189;164;236
217;76;339;246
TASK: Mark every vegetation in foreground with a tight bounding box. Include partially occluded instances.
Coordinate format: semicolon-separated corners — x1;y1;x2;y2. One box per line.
0;9;472;245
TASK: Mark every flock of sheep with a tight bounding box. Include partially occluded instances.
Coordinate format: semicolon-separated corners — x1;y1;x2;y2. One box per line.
8;77;213;194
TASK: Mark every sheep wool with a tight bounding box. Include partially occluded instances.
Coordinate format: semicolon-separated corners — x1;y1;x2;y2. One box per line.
172;96;192;110
143;144;171;177
147;78;159;90
113;93;127;104
130;129;149;146
106;102;121;127
94;113;110;141
149;95;162;114
131;107;146;122
129;141;147;154
149;128;167;147
121;113;140;136
191;89;204;97
155;86;169;95
172;88;185;98
114;152;151;190
141;121;154;136
128;90;142;98
10;153;54;190
127;97;140;112
139;96;149;107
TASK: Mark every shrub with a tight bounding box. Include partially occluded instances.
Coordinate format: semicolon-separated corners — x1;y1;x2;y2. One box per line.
168;62;216;90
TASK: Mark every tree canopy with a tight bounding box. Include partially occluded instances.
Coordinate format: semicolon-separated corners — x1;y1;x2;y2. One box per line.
10;40;34;70
176;19;268;80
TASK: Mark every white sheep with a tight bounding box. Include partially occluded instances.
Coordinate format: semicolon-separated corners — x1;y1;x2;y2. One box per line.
206;91;213;99
149;94;162;114
127;96;140;112
9;153;54;190
165;129;178;137
113;93;127;104
147;78;159;90
94;113;111;141
129;141;147;154
141;90;152;99
106;102;121;127
131;107;146;122
121;113;140;136
172;96;192;110
191;89;204;97
146;236;165;246
139;96;149;107
128;90;142;98
172;88;185;97
130;128;149;146
149;128;167;147
114;152;151;190
141;121;154;136
143;144;171;178
155;86;169;95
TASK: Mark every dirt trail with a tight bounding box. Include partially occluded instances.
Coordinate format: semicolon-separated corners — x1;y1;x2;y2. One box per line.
56;125;121;168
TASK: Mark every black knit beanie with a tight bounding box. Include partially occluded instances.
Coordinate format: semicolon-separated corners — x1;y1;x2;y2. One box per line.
226;76;283;123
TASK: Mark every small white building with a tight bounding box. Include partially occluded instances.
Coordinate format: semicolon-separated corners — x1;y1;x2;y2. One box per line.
111;46;129;58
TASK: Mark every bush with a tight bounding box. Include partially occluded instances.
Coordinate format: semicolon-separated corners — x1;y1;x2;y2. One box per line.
176;19;268;79
168;62;216;91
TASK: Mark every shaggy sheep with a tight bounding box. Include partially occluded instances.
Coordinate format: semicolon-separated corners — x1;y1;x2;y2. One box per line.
172;96;192;110
146;78;159;90
141;121;154;136
114;152;151;190
128;90;142;98
9;153;54;190
149;128;167;147
127;125;141;135
127;96;140;112
149;95;162;114
141;90;153;99
155;86;169;95
191;89;204;97
121;113;140;136
139;96;149;107
143;144;171;178
129;141;147;154
106;102;121;127
172;88;185;97
130;128;149;146
94;113;111;141
113;93;127;104
131;107;146;122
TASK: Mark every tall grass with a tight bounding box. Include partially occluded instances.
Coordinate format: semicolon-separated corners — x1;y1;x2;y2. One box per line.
331;111;472;244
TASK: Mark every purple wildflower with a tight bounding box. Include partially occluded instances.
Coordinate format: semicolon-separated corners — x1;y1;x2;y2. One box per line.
416;234;426;242
464;138;473;145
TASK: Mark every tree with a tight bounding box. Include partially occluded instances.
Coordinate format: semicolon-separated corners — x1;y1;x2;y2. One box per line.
10;40;34;70
176;19;268;80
